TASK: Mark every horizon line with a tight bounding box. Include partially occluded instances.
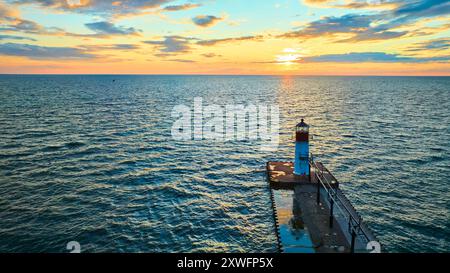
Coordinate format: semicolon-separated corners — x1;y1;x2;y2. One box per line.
1;73;449;77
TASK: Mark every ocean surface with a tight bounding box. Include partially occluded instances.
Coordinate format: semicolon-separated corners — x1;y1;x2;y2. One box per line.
0;75;448;253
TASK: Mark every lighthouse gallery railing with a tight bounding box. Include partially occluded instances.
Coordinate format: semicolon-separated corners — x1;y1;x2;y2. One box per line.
309;154;378;253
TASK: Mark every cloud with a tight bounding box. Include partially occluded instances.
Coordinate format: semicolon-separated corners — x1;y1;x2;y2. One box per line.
278;13;408;42
192;15;223;27
145;34;265;57
395;0;448;15
390;0;450;26
165;59;196;63
162;3;201;11
301;52;450;63
283;1;449;44
303;0;332;4
85;21;141;36
0;43;95;59
0;34;36;41
0;4;48;34
0;3;138;39
1;18;141;38
406;38;450;52
197;35;264;46
303;0;402;10
338;29;407;42
144;36;195;54
10;19;53;33
81;44;141;51
109;44;140;50
7;0;175;17
0;2;19;20
279;14;370;37
0;17;71;37
202;53;221;58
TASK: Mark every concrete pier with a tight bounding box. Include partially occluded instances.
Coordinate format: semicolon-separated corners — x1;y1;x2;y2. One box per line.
267;160;378;253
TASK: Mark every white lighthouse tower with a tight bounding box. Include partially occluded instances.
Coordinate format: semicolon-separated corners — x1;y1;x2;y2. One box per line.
294;119;310;177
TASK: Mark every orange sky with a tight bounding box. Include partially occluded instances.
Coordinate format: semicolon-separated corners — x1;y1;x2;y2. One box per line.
0;0;449;75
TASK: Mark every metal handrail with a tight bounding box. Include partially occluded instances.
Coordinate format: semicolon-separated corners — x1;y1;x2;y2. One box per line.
309;153;374;251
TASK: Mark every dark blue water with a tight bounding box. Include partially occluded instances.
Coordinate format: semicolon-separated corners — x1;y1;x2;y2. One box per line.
0;75;448;252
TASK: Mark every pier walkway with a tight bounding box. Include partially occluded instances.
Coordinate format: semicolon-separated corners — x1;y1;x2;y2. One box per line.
267;156;378;253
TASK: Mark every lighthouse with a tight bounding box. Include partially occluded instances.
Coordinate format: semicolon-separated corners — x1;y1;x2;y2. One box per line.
294;119;309;177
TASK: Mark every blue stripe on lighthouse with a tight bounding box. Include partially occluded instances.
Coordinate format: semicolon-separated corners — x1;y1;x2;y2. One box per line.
294;141;309;175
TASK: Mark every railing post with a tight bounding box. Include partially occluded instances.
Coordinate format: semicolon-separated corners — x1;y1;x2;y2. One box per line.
348;217;352;234
308;158;312;183
316;177;321;205
329;194;334;228
309;165;311;182
350;228;356;253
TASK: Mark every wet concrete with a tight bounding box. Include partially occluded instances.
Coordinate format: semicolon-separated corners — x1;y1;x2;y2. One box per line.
272;190;316;253
293;184;349;253
268;161;351;253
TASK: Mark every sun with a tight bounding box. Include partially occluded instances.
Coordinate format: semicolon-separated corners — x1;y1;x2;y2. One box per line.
276;54;302;65
275;48;302;64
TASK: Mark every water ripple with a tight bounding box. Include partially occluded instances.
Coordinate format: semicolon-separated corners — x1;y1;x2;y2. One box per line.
0;75;448;252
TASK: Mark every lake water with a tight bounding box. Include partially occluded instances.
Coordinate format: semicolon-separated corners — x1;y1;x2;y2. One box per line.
0;75;448;252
